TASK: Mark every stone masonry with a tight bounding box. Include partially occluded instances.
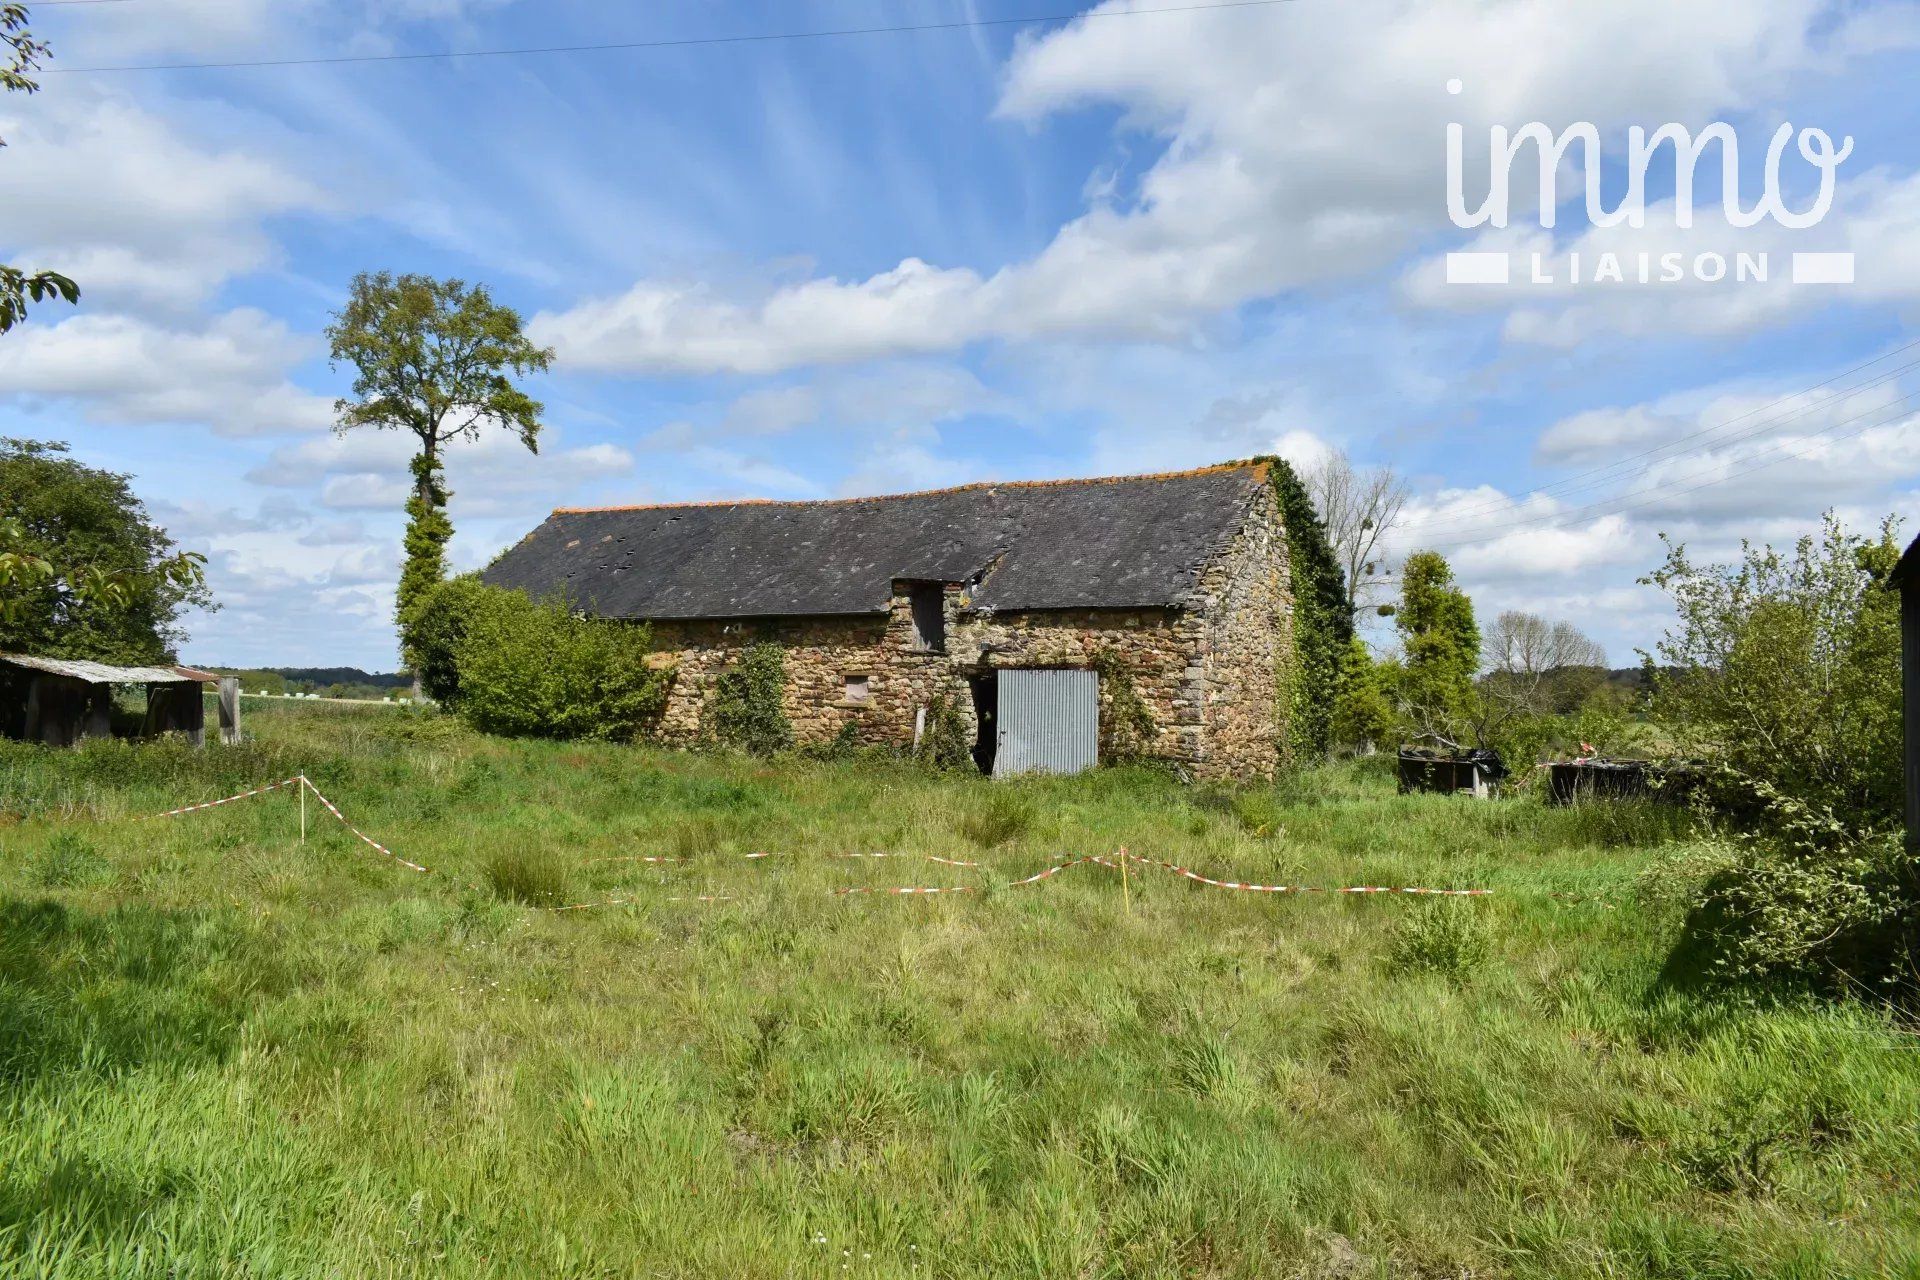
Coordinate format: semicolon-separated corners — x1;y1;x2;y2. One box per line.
642;478;1288;780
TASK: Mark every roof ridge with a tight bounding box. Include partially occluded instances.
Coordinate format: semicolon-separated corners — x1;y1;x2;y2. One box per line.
550;459;1266;516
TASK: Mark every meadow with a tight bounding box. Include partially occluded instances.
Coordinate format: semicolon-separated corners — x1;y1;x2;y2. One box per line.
1;700;1916;1279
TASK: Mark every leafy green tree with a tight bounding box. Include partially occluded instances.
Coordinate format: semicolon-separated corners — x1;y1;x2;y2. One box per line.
1646;513;1902;829
325;272;553;682
0;439;210;662
2;5;79;334
1331;637;1397;750
1253;456;1352;761
1395;550;1479;739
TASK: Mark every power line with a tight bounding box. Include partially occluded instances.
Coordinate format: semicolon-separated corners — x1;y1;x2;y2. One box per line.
1417;336;1920;530
1420;388;1920;552
40;0;1302;74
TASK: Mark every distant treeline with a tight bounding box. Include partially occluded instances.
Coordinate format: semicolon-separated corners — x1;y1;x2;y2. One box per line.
212;667;411;700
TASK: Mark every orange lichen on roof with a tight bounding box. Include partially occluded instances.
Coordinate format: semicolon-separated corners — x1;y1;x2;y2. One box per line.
550;459;1268;516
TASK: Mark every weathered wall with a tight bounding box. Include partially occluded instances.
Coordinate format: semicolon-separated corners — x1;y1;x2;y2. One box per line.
641;484;1291;779
1189;478;1289;780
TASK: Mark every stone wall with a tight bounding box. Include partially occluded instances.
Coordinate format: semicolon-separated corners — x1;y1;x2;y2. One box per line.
1190;478;1289;779
640;483;1291;779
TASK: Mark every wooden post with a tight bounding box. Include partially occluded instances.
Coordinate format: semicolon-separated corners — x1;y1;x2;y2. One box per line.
299;775;307;844
1119;846;1131;916
218;677;241;745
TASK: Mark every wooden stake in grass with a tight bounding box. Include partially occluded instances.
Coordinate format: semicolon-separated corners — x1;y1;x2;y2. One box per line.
299;774;307;844
1119;845;1131;916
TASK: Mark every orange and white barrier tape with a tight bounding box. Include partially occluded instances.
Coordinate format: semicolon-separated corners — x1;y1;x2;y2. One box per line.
1122;851;1493;897
143;776;302;820
832;884;974;896
590;851;981;867
299;778;433;875
141;777;1539;907
1007;854;1105;886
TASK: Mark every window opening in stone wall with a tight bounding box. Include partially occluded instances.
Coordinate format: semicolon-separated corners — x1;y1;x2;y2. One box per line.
908;583;946;652
844;673;871;704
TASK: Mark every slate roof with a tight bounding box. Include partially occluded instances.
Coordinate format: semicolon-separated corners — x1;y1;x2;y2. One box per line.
482;462;1270;620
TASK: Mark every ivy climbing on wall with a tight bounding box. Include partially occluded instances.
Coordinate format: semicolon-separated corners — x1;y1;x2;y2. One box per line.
1249;455;1353;763
1091;647;1157;763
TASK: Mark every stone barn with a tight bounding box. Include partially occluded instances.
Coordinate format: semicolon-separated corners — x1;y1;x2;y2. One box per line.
484;461;1292;779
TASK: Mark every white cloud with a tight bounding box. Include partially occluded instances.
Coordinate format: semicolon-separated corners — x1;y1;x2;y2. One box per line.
51;0;519;63
1535;380;1909;465
0;310;333;436
249;427;636;517
532;0;1849;375
0;94;325;312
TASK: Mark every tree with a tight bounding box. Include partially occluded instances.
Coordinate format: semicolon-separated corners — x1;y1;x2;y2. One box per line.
2;4;80;334
1395;550;1479;739
1482;610;1607;716
1645;514;1902;828
1256;456;1354;760
1331;637;1397;751
1308;451;1407;625
325;272;553;685
0;439;210;663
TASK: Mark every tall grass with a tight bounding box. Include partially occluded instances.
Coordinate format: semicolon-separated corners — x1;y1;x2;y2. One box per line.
0;702;1914;1277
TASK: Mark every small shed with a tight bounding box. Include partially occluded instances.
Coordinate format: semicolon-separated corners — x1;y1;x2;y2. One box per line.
1894;533;1920;849
0;654;221;748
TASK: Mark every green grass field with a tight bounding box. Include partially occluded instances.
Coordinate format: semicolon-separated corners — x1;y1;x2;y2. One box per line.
2;701;1916;1278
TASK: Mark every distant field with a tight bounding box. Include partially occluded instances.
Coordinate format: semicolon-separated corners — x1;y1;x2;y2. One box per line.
1;702;1915;1278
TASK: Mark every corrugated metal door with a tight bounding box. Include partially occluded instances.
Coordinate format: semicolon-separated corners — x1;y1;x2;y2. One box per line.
995;669;1098;777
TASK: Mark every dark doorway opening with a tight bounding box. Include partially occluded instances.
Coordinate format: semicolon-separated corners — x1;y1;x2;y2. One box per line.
968;672;997;775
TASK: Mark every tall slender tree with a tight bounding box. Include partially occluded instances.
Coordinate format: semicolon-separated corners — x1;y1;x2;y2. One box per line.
1395;550;1479;739
325;273;553;690
2;4;80;333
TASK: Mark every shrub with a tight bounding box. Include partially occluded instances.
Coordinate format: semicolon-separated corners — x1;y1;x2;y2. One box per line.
403;574;499;705
454;590;671;741
703;642;792;758
1662;810;1918;997
1385;901;1491;979
916;689;973;771
1644;515;1918;999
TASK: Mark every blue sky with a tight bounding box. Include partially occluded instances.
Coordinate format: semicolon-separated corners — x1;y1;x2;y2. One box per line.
3;0;1918;671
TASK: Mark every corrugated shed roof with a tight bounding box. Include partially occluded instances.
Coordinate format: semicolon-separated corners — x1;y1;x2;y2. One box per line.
484;463;1268;620
0;653;215;684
